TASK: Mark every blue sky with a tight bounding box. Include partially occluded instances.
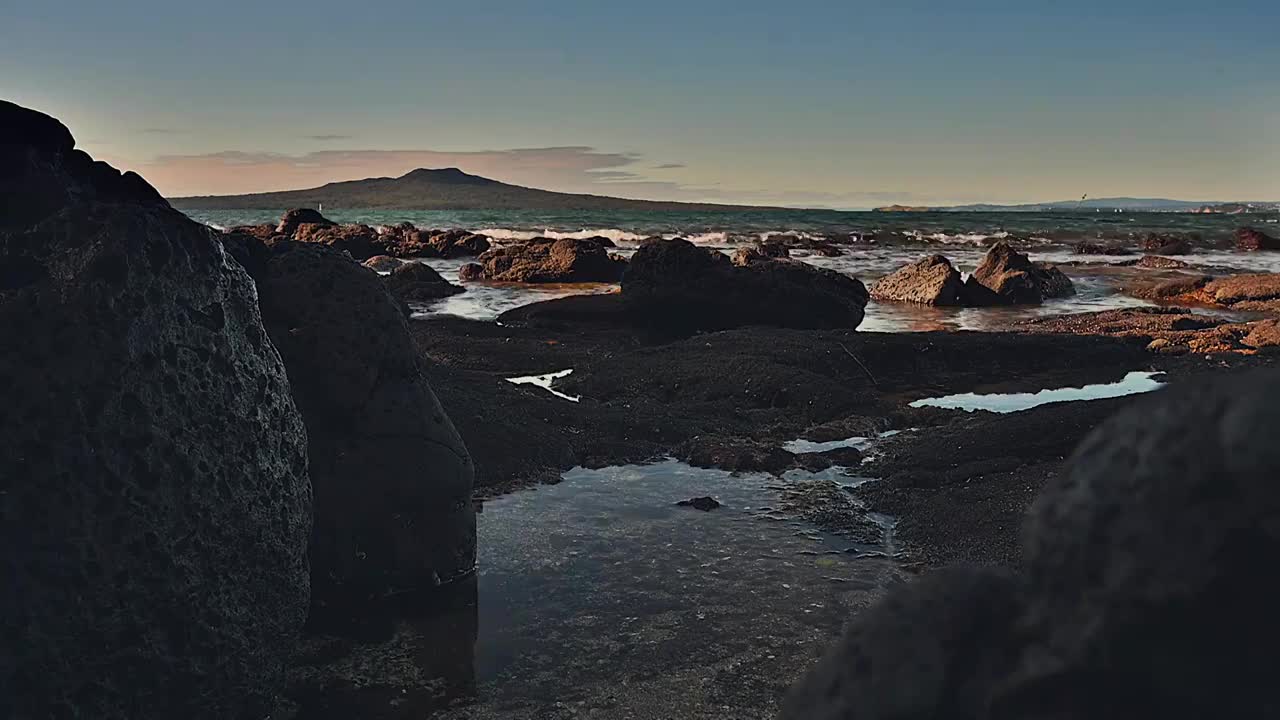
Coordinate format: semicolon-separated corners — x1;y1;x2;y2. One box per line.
4;0;1277;207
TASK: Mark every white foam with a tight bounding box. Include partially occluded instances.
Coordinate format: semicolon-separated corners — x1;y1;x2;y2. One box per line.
478;227;650;244
909;372;1164;413
506;369;581;402
783;430;901;455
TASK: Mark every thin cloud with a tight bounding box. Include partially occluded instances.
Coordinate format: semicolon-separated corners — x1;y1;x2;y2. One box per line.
138;127;184;135
305;134;354;141
653;163;685;169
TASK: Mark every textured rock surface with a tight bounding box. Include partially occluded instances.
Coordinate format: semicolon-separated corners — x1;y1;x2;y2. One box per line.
779;566;1021;720
970;242;1075;304
364;254;406;272
292;222;383;260
1236;226;1280;251
1;101;311;719
459;237;626;283
385;261;465;303
253;241;476;610
1007;371;1280;717
870;254;966;305
621;238;868;331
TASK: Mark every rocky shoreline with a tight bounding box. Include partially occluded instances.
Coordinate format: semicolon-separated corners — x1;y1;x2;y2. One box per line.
7;99;1280;719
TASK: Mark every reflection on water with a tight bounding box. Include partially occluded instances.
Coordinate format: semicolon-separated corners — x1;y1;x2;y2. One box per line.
909;371;1165;413
294;460;903;719
410;258;619;321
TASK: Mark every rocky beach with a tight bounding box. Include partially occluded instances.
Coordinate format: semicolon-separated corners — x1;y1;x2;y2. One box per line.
6;99;1280;719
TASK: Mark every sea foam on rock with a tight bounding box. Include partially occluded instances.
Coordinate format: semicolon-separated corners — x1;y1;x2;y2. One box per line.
1;100;312;718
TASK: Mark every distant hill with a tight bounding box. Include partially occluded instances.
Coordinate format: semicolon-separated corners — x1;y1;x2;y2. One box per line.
935;198;1278;212
169;167;773;212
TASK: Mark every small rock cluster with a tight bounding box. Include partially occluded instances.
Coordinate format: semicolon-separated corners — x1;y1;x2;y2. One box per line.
870;243;1075;306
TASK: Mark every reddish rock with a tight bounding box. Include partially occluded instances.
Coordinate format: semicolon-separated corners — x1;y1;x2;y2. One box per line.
1133;255;1193;269
969;242;1075;304
227;223;277;241
870;255;966;306
1235;227;1280;252
460;237;626;283
292;222;383;260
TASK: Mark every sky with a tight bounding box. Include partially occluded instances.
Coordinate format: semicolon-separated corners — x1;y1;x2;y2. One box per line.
4;0;1278;208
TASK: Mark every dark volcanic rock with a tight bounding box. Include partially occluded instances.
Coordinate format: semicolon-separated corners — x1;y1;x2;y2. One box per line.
459;237;626;283
424;228;491;258
227;222;277;241
677;496;722;511
277;207;336;235
969;242;1075;304
252;241;476;611
1010;371;1280;718
870;254;966;306
385;261;465;303
621;238;868;332
676;434;798;474
1139;232;1192;255
780;566;1021;720
1131;254;1192;269
1235;226;1280;252
1075;241;1132;256
731;244;788;266
1;102;311;719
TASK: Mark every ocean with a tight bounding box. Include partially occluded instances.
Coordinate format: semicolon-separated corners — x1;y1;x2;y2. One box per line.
184;208;1280;331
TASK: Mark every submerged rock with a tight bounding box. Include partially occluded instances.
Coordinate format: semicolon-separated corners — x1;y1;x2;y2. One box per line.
252;241;476;612
969;242;1075;304
459;237;626;283
676;496;722;511
1009;371;1280;717
1;101;311;719
385;261;465;303
622;238;868;331
1235;226;1280;252
1139;232;1192;255
870;254;966;306
780;566;1021;720
277;207;336;235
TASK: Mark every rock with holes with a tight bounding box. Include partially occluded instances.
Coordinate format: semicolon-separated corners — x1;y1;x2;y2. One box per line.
0;101;311;719
251;240;476;613
779;566;1021;720
1010;371;1280;717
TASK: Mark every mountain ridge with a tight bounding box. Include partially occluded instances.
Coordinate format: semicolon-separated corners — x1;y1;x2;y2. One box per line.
169;167;778;212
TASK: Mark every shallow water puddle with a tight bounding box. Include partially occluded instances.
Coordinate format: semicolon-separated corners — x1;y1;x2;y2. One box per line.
295;460;901;719
909;371;1165;413
505;368;580;402
783;429;902;455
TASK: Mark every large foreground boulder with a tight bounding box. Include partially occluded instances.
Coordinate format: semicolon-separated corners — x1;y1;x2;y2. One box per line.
869;254;966;306
1;102;312;718
779;566;1021;720
968;242;1075;304
250;241;476;611
1007;371;1280;717
459;237;625;283
621;238;868;331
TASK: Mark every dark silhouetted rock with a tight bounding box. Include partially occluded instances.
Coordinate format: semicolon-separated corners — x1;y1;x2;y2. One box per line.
459;237;626;283
870;254;966;306
227;223;277;241
385;261;465;303
1235;227;1280;252
277;207;335;235
253;241;475;611
1075;241;1132;255
1;102;311;719
731;244;788;266
1011;371;1280;718
425;228;491;258
677;496;722;511
621;238;868;331
780;566;1021;720
969;242;1075;304
364;254;406;272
